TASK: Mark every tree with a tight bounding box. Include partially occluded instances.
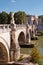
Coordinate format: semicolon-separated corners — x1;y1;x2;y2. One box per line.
8;12;12;24
0;11;8;24
14;11;26;24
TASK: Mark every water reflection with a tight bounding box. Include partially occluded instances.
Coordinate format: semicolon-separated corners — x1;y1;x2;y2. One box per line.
32;40;43;56
31;39;43;64
21;40;43;64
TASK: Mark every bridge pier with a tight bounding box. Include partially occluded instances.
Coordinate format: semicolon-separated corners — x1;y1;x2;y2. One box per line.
10;29;20;61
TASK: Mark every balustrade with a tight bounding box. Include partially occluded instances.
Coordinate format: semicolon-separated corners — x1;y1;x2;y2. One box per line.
0;24;32;33
0;24;10;29
0;24;11;33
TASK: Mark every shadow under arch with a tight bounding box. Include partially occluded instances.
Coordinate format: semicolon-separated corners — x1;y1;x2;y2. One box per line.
0;42;8;62
18;32;26;45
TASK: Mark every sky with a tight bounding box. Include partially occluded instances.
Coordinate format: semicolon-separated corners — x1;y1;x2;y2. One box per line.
0;0;43;16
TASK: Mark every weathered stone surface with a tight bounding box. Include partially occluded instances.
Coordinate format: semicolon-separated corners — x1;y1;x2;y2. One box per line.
0;12;37;62
10;12;20;61
23;63;34;65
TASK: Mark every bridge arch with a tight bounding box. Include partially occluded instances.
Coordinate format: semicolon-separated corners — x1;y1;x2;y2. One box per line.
18;31;26;45
0;37;10;62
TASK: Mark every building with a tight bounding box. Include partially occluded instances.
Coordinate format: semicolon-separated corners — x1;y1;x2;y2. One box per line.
26;15;38;25
38;16;43;31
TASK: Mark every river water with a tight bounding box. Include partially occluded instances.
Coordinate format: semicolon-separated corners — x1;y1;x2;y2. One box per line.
20;36;43;64
38;46;43;65
21;44;43;64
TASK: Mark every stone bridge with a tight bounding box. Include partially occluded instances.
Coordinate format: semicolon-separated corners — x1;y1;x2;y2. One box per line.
0;13;36;62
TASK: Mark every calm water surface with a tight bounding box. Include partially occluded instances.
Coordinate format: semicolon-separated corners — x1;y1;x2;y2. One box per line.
21;36;43;64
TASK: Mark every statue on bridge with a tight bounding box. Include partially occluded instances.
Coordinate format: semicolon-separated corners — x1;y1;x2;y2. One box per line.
10;12;16;31
26;24;31;43
10;12;20;61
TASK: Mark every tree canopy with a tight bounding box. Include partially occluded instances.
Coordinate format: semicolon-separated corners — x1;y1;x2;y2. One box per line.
0;11;27;24
14;11;26;24
0;11;9;24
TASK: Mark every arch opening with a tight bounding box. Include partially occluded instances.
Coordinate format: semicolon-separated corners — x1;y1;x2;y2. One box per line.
0;42;8;62
18;32;25;45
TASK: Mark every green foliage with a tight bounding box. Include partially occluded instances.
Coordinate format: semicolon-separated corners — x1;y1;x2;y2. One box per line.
0;11;9;24
40;31;43;36
31;47;41;63
0;11;14;24
14;11;26;24
0;11;27;24
8;12;13;24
